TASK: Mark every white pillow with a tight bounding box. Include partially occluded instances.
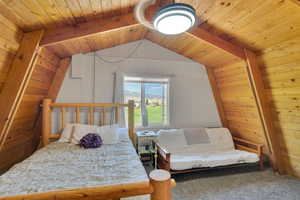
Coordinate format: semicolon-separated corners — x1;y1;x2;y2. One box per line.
117;128;129;139
157;129;187;153
58;123;79;143
98;124;119;144
71;124;99;144
205;128;235;151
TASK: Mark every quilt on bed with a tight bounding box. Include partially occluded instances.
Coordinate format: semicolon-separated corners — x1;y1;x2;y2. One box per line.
0;134;148;197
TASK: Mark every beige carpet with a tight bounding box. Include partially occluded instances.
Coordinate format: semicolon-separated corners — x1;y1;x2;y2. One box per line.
125;167;300;200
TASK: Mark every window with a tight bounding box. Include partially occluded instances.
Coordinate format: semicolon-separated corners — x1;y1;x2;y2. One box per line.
124;76;169;127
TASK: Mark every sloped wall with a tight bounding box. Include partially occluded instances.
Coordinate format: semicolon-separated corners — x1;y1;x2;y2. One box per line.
0;14;23;93
259;36;300;177
0;48;62;172
210;61;268;148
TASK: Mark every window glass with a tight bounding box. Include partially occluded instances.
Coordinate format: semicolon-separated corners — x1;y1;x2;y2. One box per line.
124;82;142;126
124;77;169;128
145;83;166;125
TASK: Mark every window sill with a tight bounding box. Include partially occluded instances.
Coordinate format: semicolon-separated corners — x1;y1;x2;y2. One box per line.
135;124;170;131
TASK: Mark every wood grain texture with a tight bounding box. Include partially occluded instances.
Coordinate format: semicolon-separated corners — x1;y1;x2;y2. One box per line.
210;61;269;153
0;0;140;31
41;12;139;46
178;0;300;51
0;47;61;173
0;30;44;149
146;30;241;67
47;24;147;57
244;49;283;171
0;0;299;53
187;29;245;59
0;13;23;93
258;35;300;178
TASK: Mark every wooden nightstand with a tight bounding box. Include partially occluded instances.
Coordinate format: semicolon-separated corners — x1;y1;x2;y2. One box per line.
136;131;159;168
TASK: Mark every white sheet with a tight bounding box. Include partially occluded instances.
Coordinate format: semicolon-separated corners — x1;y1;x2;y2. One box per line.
0;129;148;197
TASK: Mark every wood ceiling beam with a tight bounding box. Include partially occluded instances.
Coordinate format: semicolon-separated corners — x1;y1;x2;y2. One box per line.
40;6;246;63
187;29;246;60
0;30;44;149
40;13;140;47
244;49;282;172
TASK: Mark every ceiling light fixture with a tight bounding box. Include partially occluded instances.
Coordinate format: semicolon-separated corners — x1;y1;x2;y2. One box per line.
153;3;196;35
135;0;197;35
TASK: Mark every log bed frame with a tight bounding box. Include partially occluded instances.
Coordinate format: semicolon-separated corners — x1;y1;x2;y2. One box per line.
155;136;264;175
0;98;176;200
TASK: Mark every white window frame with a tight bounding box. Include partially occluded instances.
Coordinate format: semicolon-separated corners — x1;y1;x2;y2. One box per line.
123;75;170;128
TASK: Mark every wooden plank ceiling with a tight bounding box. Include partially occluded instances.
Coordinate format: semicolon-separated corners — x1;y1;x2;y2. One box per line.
0;0;298;53
0;0;140;31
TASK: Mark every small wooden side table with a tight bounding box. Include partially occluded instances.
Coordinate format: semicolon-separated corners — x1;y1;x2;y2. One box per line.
136;131;159;168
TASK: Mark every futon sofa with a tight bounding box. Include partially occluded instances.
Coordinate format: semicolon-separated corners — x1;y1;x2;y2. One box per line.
155;128;264;174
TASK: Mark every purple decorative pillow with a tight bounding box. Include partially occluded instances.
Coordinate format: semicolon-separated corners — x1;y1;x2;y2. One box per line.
79;133;103;148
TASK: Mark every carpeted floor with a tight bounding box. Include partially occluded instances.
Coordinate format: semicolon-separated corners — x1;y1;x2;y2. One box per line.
126;165;300;200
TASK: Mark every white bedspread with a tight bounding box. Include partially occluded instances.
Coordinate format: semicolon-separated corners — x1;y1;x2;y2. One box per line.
0;134;148;197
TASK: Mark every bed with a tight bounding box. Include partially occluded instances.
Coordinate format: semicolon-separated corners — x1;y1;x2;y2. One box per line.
0;99;175;200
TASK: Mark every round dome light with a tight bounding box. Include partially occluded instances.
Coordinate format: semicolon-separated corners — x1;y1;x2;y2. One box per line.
153;3;196;35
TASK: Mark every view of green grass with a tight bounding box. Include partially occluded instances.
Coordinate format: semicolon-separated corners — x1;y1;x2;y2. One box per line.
147;105;163;124
134;105;164;126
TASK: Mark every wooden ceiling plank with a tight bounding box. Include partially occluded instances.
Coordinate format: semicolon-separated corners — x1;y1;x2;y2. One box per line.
0;12;20;33
41;12;138;47
77;0;95;21
120;0;131;14
112;0;122;16
89;0;104;19
35;0;68;28
51;0;77;26
101;0;114;17
187;28;246;59
21;0;58;29
0;30;44;149
0;1;38;31
64;0;87;24
4;0;45;29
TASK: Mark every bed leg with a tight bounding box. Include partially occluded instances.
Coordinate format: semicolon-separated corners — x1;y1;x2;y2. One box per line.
150;169;172;200
259;157;264;171
258;145;264;171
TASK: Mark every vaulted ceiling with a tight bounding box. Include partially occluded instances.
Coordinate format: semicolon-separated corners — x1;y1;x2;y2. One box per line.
0;0;299;53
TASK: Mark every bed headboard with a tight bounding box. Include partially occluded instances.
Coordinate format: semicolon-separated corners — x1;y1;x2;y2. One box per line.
42;99;135;146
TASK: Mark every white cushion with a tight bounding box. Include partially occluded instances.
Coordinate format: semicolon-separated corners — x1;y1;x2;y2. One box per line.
71;124;99;144
98;124;119;144
157;129;187;153
205;128;235;151
183;128;210;145
170;150;259;170
58;123;79;143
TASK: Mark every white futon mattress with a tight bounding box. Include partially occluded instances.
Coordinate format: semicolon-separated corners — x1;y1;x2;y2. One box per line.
0;132;148;197
170;150;259;170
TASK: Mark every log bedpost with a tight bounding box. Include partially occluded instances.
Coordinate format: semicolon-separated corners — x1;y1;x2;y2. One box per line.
128;100;135;146
150;169;172;200
42;98;52;146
